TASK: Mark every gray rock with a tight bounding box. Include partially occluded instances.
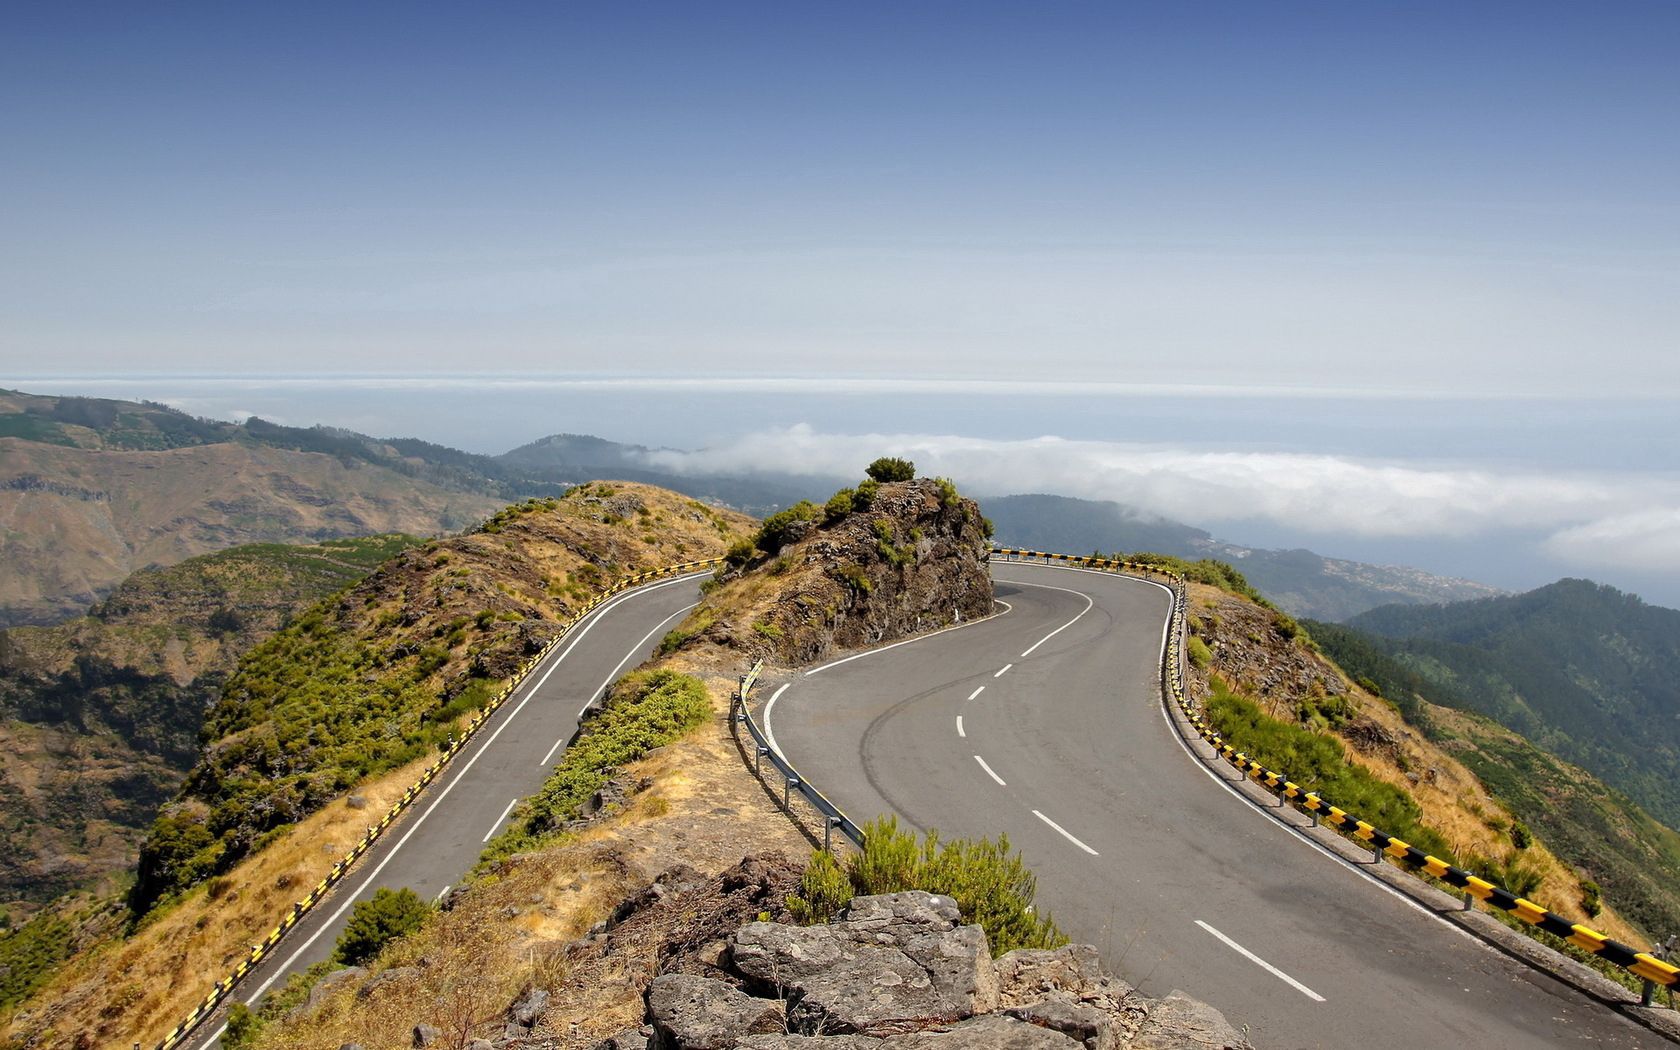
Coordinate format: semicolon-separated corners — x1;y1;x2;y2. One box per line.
357;965;419;1000
737;1038;884;1048
842;891;961;932
879;1014;1083;1048
412;1024;442;1048
730;891;997;1036
647;972;785;1049
993;945;1128;1009
467;1041;494;1050
592;1030;654;1050
1129;991;1249;1050
346;794;369;809
290;966;365;1016
338;1045;365;1050
509;985;551;1026
1006;998;1118;1050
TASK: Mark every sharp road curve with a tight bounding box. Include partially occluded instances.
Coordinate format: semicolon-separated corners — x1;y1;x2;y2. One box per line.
188;574;707;1050
765;561;1664;1049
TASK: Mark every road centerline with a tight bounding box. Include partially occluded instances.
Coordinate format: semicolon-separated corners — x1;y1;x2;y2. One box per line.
1195;920;1326;1002
956;715;966;738
1031;809;1100;856
994;663;1012;678
974;754;1007;786
967;685;985;700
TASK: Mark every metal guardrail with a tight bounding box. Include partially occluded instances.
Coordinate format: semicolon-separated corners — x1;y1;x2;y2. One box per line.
152;558;723;1050
734;660;864;852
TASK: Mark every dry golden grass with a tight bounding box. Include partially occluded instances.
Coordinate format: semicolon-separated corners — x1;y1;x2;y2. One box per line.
1187;582;1642;943
3;757;432;1048
248;673;810;1050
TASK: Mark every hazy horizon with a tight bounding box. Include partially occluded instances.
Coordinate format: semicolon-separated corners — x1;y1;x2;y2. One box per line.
8;373;1679;610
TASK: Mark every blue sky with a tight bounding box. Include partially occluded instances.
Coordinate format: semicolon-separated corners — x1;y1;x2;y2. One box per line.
4;2;1677;392
4;3;1680;602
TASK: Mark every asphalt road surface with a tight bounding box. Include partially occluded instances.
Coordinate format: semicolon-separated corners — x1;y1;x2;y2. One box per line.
187;573;706;1050
762;561;1664;1050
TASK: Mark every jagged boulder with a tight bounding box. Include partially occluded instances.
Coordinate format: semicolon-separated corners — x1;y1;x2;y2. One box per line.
647;972;785;1048
730;891;997;1035
878;1013;1082;1047
1129;992;1249;1050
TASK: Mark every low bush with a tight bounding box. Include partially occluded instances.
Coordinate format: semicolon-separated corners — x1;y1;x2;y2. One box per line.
334;886;430;966
825;488;855;523
756;501;823;555
787;817;1065;954
1186;636;1212;669
865;457;916;482
852;479;881;510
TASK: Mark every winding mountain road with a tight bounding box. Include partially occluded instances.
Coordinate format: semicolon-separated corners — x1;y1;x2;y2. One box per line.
186;573;707;1050
763;561;1663;1049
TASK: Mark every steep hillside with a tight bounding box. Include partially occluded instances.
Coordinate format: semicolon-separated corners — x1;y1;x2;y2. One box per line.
0;389;575;627
1181;578;1642;946
661;474;993;668
128;483;754;915
984;492;1502;619
0;536;419;915
1345;580;1680;834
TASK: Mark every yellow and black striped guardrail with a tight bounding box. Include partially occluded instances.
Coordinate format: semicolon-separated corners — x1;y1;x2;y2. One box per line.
988;544;1680;998
153;557;722;1050
993;547;1680;996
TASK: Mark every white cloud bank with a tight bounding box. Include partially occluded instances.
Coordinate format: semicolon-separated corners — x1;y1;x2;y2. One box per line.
641;425;1680;574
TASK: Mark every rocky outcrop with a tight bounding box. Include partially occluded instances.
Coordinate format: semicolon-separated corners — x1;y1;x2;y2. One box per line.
614;888;1251;1050
679;478;994;668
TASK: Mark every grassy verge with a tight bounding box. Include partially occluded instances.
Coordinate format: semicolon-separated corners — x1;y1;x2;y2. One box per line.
479;669;711;864
1203;675;1453;860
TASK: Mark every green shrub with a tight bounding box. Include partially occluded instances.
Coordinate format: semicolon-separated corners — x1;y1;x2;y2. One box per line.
837;564;872;594
1583;879;1603;917
933;477;960;507
1511;820;1533;850
847;817;1064;953
756;501;823;555
725;538;756;568
825;489;855;524
753;619;784;640
0;909;74;1009
334;887;430;966
852;479;881;510
865;457;915;482
223;1003;262;1049
788;849;852;925
1186;637;1212;669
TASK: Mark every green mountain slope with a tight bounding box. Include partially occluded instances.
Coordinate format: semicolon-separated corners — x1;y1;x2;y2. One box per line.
1310;607;1680;942
0;535;420;916
1344;580;1680;833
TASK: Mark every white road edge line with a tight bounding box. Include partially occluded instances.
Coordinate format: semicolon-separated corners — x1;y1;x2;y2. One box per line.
1031;809;1100;856
1196;920;1326;1002
993;664;1012;678
967;685;985;700
1017;582;1095;658
974;754;1007;786
482;798;519;842
956;715;966;738
433;884;451;904
218;574;706;1022
569;601;699;722
763;683;791;760
803;598;1013;676
1086;566;1488;948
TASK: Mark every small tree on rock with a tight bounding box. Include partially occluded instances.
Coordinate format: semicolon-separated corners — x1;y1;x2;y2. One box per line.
865;457;915;483
334;886;430;966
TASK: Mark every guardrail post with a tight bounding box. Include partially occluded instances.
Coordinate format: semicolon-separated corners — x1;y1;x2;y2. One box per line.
785;775;799;811
1643;980;1656;1007
825;816;840;852
1462;891;1473;910
757;745;769;774
1372;844;1383;865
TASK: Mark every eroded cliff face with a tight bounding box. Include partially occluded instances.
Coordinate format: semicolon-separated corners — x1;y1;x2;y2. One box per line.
672;478;994;668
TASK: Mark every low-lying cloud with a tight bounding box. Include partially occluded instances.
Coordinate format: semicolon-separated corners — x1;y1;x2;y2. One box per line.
641;424;1680;575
